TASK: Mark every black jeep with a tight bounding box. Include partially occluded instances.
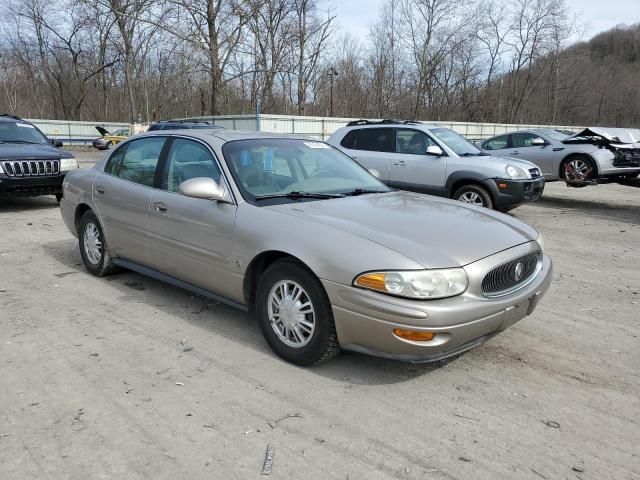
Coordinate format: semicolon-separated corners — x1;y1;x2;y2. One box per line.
0;114;78;201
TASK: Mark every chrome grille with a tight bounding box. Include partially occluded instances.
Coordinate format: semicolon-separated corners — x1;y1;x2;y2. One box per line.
482;252;541;297
2;159;59;177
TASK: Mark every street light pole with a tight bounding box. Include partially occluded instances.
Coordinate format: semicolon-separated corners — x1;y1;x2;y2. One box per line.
327;66;338;117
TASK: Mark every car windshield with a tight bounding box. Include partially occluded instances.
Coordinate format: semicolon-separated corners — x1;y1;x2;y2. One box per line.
223;138;390;202
429;128;483;156
535;128;569;141
0;121;49;145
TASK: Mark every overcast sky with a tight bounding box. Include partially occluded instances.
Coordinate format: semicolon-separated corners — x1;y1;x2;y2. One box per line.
333;0;639;43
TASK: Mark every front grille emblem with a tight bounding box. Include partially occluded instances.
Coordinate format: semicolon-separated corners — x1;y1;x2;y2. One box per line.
514;262;524;281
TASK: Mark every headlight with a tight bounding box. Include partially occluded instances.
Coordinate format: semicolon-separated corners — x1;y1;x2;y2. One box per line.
0;163;3;174
536;233;545;252
60;158;79;171
505;164;529;179
354;269;468;299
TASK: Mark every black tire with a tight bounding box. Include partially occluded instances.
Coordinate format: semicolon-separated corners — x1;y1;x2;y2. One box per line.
256;259;340;366
105;141;113;149
453;184;494;209
78;210;117;277
560;155;596;182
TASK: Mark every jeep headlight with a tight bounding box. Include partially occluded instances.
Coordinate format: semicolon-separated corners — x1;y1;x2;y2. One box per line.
60;158;79;172
536;233;545;252
354;269;468;299
0;163;3;174
505;164;529;179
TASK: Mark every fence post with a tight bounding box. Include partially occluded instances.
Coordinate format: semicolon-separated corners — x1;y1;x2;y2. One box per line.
321;119;325;140
67;122;72;144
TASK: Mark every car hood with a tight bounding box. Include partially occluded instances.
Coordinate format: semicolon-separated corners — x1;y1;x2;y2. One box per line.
466;153;538;171
564;127;640;149
0;143;73;160
267;191;538;268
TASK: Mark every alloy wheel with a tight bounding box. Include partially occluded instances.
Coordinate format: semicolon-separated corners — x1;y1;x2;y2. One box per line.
83;222;103;265
268;280;316;348
458;191;485;205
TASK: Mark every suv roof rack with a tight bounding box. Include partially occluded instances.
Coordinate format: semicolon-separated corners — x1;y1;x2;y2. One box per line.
0;113;24;121
345;119;422;127
156;119;214;125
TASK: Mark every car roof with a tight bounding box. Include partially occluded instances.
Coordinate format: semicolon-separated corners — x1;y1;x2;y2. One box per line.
138;129;319;144
0;114;28;123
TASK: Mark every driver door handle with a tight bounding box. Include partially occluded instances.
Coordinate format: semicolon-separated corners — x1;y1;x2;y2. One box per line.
393;160;406;166
154;202;168;213
95;187;105;194
511;151;520;155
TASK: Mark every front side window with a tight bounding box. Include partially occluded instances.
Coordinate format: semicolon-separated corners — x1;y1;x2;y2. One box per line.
483;135;509;151
114;137;165;187
429;128;482;156
396;129;437;155
223;139;389;202
0;121;49;145
513;132;545;148
340;128;395;152
160;138;222;193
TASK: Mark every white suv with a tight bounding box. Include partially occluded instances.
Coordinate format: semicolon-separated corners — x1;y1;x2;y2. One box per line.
328;120;544;210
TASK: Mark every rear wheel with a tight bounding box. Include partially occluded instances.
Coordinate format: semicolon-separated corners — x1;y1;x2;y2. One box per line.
105;140;113;149
78;210;117;277
453;184;493;209
256;259;340;366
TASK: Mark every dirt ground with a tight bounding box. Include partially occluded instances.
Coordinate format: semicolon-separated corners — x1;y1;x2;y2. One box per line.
1;154;638;479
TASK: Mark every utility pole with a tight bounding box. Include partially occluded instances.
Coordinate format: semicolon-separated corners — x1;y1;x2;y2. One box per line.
327;66;338;117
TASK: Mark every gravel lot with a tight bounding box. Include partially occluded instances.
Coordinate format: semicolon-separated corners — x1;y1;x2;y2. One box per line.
1;152;638;479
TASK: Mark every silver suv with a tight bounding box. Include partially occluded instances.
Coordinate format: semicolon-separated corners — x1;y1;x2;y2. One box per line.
328;120;544;210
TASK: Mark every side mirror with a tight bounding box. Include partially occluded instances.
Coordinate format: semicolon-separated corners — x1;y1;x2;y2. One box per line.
426;145;444;156
368;168;381;178
179;177;229;202
51;139;63;148
531;138;546;146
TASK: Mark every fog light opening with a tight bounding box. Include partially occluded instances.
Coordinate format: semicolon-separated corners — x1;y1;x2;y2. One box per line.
393;329;436;341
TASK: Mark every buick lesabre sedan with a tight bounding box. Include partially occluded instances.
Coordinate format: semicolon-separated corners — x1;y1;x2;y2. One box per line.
60;130;552;366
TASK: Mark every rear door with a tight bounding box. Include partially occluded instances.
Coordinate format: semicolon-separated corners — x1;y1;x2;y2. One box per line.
93;136;167;266
338;128;395;181
389;128;447;195
146;137;239;300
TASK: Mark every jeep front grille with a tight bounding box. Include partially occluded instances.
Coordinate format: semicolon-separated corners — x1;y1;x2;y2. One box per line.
482;252;541;297
2;160;60;177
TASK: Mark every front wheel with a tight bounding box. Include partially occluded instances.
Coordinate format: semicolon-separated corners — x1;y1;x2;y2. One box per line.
453;184;493;209
256;259;340;366
561;156;595;182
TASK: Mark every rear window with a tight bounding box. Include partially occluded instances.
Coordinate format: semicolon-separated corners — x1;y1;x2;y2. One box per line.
340;128;395;152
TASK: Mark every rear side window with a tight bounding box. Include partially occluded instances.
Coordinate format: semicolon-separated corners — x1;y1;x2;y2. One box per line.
340;128;395;152
113;137;166;187
483;135;508;150
105;144;127;174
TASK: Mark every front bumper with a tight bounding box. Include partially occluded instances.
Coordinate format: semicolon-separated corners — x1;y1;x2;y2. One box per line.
323;242;552;362
0;173;66;197
485;177;545;209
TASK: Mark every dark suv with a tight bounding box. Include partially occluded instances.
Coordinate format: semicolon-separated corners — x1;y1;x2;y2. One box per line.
0;114;78;201
147;119;224;131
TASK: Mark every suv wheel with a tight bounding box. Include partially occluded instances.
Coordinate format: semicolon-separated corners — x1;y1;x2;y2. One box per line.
453;184;493;209
78;210;117;276
256;259;340;366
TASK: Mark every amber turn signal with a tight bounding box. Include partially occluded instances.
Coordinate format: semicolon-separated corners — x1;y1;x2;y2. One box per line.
498;183;508;189
354;272;387;291
392;329;436;341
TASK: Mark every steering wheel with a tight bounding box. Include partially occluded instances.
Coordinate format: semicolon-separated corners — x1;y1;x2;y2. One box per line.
310;169;332;178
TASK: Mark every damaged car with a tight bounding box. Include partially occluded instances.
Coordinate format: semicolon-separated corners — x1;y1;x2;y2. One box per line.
92;126;129;150
481;127;640;185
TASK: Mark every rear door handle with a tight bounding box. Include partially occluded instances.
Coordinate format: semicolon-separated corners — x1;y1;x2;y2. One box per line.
511;151;519;155
393;160;406;166
95;187;105;194
154;202;168;213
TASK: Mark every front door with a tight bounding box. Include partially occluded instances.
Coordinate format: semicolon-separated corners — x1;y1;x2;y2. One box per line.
389;128;447;195
146;137;238;300
93;136;167;266
509;132;552;175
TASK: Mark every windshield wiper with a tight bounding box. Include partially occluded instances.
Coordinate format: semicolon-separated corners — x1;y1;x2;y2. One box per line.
254;191;344;201
341;188;388;196
1;140;44;145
